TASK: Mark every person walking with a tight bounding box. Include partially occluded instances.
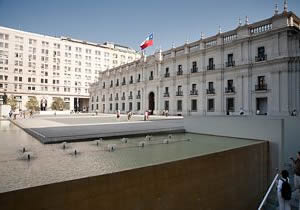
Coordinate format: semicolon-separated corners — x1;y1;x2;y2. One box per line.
116;110;120;120
277;170;291;210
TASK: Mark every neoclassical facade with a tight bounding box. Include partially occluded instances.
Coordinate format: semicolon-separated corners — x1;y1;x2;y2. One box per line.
0;26;140;111
89;10;300;116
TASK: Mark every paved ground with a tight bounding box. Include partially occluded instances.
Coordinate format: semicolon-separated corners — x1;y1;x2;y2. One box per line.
12;114;184;144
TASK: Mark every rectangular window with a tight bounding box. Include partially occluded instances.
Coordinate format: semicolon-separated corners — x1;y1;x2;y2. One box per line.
110;103;112;111
191;99;197;111
226;98;235;112
129;102;132;111
137;102;141;110
164;101;169;111
122;103;125;111
207;99;215;112
177;100;182;111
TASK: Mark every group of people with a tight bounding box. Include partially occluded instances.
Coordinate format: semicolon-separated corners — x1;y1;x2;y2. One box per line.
277;152;300;210
162;110;169;117
9;109;34;120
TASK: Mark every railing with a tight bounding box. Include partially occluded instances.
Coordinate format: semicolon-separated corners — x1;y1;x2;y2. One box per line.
116;83;119;87
225;87;235;93
255;84;267;91
121;96;125;100
191;67;198;73
136;95;141;99
225;61;235;67
137;78;140;83
129;80;133;84
257;173;279;210
149;76;153;80
206;88;215;94
176;91;183;96
190;90;198;95
128;95;133;100
101;98;105;102
164;72;170;78
110;84;113;88
177;70;183;76
207;64;215;70
122;82;126;85
255;55;267;62
163;92;169;97
109;97;113;101
115;97;119;101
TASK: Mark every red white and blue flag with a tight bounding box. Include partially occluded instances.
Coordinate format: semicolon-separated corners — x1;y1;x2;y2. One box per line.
140;33;153;50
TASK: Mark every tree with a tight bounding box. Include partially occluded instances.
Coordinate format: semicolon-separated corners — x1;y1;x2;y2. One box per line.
25;96;39;111
51;97;65;111
7;95;17;111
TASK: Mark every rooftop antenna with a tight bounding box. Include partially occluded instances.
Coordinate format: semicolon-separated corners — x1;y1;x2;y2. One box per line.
275;3;279;15
238;17;242;26
284;0;288;12
245;16;249;25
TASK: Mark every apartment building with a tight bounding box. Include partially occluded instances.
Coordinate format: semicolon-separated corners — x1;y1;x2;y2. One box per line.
0;26;140;111
89;10;300;116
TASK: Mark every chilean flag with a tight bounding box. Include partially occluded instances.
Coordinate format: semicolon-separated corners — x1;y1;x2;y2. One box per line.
140;33;153;50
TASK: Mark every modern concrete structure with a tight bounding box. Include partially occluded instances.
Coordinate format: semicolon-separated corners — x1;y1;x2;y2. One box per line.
0;26;140;111
89;9;300;116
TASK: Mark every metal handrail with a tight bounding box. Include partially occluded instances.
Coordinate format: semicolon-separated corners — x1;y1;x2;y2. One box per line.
257;173;279;210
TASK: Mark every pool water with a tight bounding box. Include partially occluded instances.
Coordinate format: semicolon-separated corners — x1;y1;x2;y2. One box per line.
0;120;259;193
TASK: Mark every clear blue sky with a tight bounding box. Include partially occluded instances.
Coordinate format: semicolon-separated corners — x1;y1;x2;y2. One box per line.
0;0;299;54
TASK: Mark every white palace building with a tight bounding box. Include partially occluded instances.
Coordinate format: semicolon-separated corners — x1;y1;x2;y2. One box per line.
89;8;300;116
0;26;140;111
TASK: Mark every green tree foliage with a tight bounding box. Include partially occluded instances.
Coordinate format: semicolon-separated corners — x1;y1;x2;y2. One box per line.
7;95;17;111
51;97;65;111
25;96;39;111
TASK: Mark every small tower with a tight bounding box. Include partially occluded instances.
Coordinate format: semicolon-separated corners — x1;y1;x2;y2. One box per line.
238;17;242;27
245;16;249;25
172;42;175;49
218;25;222;34
274;3;279;15
200;32;204;40
284;0;288;12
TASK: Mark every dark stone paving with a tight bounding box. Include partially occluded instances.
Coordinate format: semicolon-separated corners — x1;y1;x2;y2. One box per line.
24;119;184;144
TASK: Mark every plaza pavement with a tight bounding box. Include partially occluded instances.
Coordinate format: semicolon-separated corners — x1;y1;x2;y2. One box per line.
12;114;184;144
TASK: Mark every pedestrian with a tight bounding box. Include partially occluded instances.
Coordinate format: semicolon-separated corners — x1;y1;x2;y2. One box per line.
165;110;169;117
29;110;33;118
9;109;13;118
290;152;300;209
116;110;120;120
291;109;297;116
23;110;26;119
127;111;132;121
277;170;291;210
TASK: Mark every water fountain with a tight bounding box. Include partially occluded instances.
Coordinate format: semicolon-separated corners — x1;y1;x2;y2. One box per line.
145;135;152;141
22;152;33;161
139;141;146;147
22;147;26;153
121;138;128;143
62;142;67;150
107;144;116;152
163;139;169;144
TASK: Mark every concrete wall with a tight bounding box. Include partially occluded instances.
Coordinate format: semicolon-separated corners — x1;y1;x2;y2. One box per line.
184;116;282;175
283;118;300;164
0;142;268;210
184;116;300;175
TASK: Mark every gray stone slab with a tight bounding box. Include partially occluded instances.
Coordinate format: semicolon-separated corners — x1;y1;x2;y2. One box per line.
23;119;185;144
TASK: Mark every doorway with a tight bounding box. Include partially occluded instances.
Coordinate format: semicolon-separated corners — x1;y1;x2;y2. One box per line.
148;92;155;114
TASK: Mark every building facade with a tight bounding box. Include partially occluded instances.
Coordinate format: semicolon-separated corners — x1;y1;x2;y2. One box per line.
89;11;300;116
0;26;140;111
